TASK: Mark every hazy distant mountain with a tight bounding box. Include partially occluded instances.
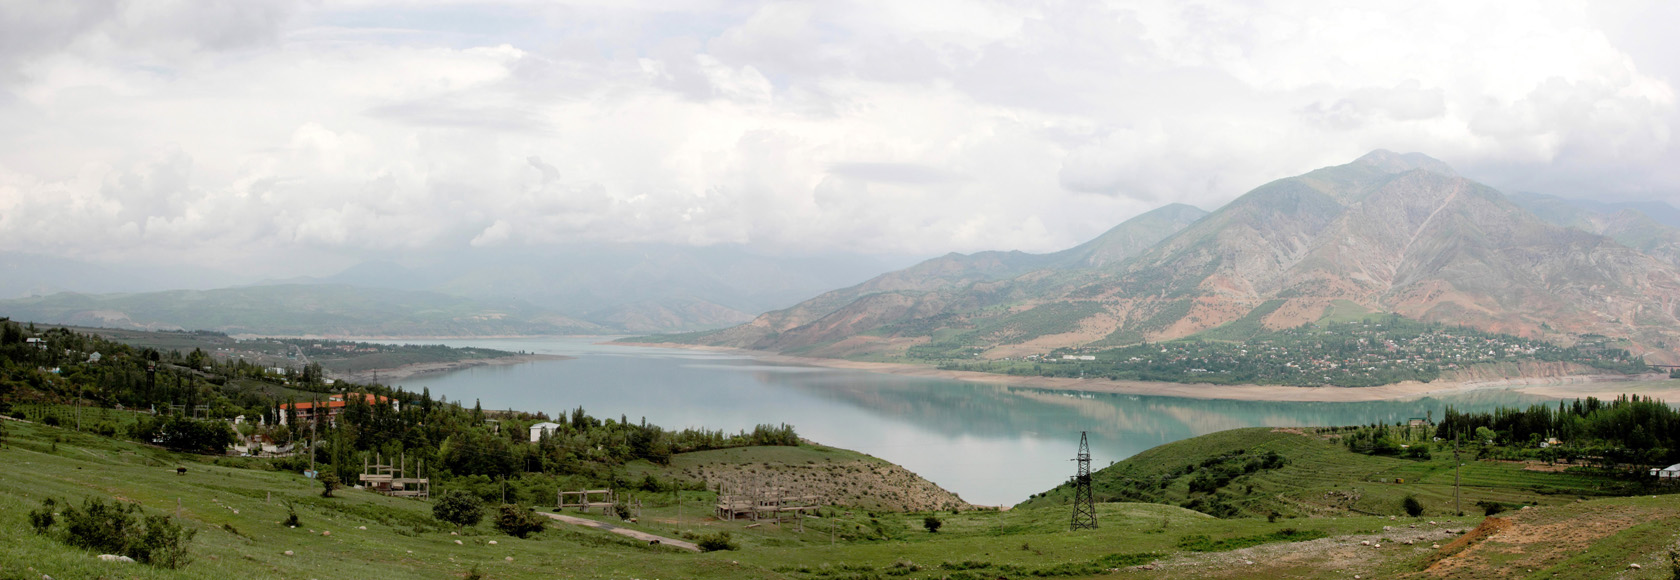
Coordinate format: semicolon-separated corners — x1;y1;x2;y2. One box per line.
683;151;1680;364
264;245;908;332
0;252;248;299
1510;191;1680;266
0;284;602;337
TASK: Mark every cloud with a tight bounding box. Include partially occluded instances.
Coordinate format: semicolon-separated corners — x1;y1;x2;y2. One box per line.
0;0;1676;278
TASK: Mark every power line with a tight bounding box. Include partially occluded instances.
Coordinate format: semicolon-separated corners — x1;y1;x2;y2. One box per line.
1070;431;1096;530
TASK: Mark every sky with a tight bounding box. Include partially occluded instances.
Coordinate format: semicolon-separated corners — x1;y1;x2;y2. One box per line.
1;0;1678;280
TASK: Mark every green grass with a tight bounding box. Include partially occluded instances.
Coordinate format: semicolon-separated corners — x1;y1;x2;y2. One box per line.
1318;299;1376;323
5;418;1678;580
1194;299;1288;342
1022;428;1641;520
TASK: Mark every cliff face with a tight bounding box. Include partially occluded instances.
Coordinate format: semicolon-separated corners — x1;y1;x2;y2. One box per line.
687;151;1680;364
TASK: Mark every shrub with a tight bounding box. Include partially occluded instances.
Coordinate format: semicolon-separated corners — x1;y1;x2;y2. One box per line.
1477;500;1506;516
433;490;484;530
28;498;56;534
493;504;547;539
36;497;197;569
614;502;632;520
923;516;943;533
319;472;339;498
1402;495;1424;517
135;513;196;569
696;531;737;552
282;500;300;527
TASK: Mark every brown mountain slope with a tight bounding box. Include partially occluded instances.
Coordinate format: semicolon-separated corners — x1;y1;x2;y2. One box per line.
683;151;1680;364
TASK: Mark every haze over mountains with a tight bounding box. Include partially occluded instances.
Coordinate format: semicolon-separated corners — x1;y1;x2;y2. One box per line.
11;151;1680;351
682;151;1680;365
0;246;913;336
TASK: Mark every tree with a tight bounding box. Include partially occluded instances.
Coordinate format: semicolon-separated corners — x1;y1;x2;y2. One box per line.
433;490;484;530
319;472;339;498
493;504;546;538
1402;495;1424;517
923;515;943;533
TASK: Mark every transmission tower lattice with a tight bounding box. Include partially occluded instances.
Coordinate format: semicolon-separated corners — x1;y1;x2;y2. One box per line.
1070;431;1097;530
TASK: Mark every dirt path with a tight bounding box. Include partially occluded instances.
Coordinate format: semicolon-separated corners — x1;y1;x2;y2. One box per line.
536;512;700;552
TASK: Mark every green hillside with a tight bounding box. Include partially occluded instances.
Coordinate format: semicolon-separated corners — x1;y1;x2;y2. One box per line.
10;418;1680;579
1021;427;1650;520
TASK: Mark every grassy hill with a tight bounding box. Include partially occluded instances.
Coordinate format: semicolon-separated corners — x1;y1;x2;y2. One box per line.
5;417;1679;579
1020;427;1647;520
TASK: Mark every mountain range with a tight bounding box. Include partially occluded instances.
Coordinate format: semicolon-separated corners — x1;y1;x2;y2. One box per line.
678;151;1680;365
0;245;913;334
0;284;603;337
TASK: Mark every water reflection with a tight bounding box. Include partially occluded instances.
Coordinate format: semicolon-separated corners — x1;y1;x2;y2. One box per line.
392;337;1554;505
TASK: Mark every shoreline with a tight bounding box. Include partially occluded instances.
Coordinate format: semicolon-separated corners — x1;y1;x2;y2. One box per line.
617;341;1680;403
332;353;572;384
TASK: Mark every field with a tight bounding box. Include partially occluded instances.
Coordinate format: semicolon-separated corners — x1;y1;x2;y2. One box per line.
4;418;1680;579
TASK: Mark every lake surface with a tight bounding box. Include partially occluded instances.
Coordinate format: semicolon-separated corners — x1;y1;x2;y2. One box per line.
391;337;1554;506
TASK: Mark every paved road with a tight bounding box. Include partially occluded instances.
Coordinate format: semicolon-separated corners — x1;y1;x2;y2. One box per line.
536;512;701;552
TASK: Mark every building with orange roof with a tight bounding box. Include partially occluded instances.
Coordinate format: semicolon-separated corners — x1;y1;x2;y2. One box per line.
279;393;397;427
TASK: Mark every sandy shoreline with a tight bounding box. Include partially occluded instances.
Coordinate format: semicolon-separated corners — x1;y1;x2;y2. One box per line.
619;341;1680;402
333;353;571;384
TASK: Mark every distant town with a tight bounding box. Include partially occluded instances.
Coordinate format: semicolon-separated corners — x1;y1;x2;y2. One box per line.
945;316;1648;387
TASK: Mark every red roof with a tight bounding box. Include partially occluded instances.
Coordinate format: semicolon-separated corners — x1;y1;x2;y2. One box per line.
281;393;390;411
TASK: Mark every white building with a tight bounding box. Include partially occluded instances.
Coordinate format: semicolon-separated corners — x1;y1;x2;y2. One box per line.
1650;463;1680;480
529;422;563;443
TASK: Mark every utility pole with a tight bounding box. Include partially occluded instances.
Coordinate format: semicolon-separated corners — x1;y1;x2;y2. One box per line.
1071;431;1097;530
309;400;318;474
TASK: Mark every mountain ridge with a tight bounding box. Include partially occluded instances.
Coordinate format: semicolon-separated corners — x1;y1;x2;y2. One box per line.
674;151;1680;365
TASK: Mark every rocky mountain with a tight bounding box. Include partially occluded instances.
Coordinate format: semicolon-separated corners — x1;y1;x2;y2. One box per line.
680;151;1680;364
0;284;603;337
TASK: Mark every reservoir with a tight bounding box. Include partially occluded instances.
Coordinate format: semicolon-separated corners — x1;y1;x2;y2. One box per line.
394;337;1552;506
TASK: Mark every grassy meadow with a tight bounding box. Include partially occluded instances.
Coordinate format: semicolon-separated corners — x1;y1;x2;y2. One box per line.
4;417;1680;579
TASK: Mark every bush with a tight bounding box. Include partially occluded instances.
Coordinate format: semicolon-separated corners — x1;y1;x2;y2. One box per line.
696;531;737;552
923;516;943;533
493;504;547;538
1477;500;1506;516
319;472;339;498
282;500;300;527
33;497;197;569
433;490;484;530
1402;495;1424;517
28;498;56;534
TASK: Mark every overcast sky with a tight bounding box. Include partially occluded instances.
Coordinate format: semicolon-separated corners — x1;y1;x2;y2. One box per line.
2;0;1677;278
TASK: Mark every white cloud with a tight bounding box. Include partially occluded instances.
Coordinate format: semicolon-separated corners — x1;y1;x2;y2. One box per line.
0;0;1676;278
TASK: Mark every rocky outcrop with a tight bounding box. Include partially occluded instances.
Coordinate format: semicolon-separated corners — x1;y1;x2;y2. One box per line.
676;459;971;513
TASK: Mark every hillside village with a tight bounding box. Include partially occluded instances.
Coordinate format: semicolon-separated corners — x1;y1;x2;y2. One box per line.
962;316;1648;387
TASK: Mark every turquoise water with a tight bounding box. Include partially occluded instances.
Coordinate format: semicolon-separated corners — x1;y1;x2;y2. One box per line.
390;337;1553;505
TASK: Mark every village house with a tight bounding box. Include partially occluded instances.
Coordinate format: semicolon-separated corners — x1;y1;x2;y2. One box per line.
278;393;397;427
529;421;563;443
